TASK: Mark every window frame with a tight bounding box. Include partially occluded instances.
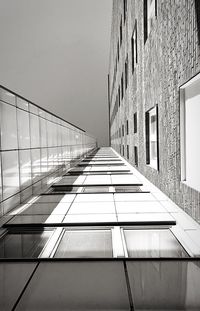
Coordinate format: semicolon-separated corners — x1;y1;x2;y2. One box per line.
145;105;159;170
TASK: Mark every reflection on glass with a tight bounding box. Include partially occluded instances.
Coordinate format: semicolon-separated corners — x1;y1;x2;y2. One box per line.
82;186;109;193
124;229;188;258
0;230;52;258
127;261;200;310
54;230;112;258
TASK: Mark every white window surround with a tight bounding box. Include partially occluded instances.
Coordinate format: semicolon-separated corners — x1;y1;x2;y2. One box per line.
146;106;158;170
180;73;200;192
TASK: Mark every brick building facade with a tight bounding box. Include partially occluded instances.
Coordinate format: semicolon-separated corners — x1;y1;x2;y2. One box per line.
108;0;200;223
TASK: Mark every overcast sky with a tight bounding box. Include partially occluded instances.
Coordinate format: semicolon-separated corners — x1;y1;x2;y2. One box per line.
0;0;112;146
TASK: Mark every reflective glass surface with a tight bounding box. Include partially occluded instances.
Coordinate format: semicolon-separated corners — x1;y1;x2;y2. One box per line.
0;230;52;258
54;230;112;258
15;262;129;311
124;229;188;258
127;260;200;310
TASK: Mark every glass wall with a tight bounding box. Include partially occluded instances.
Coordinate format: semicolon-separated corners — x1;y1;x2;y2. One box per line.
0;86;97;215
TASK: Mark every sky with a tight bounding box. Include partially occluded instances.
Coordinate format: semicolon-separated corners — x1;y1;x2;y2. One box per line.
0;0;112;146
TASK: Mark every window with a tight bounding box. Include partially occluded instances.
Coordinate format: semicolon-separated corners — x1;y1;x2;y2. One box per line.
123;229;188;258
122;145;125;156
54;230;112;258
82;186;110;193
180;73;200;192
0;229;53;259
131;21;137;73
117;41;119;61
122;124;124;137
123;0;127;23
126;120;129;135
119;127;121;138
145;106;159;170
127;145;129;159
134;146;138;167
121;74;124;100
144;0;157;43
125;55;128;89
120;17;122;45
115;185;141;192
134;112;137;133
118;87;121;107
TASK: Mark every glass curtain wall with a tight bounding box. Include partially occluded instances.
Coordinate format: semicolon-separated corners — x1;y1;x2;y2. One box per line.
0;86;97;215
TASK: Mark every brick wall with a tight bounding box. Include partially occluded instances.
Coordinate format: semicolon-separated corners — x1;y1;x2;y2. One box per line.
109;0;200;223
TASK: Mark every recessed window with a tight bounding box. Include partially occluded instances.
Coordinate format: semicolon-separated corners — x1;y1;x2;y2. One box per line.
131;21;137;73
180;74;200;192
144;0;157;43
125;55;128;89
123;0;127;23
145;106;159;170
134;146;138;167
122;145;125;156
122;124;124;137
121;74;124;100
118;87;121;107
120;17;122;45
127;145;129;159
117;41;119;61
134;112;137;133
126;120;129;135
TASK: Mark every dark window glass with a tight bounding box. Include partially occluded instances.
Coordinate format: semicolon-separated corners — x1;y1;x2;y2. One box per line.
124;0;127;22
125;56;128;89
126;120;129;135
134;112;137;133
127;145;129;159
54;230;112;258
0;230;52;258
122;145;125;156
134;146;138;167
122;124;124;137
120;17;122;45
121;74;124;99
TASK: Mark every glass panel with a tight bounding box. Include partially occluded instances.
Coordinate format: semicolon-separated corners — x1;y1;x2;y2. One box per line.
16;97;29;110
124;229;188;258
17;109;30;148
30;114;40;148
2;151;20;200
0;88;16;105
15;262;129;311
0;262;36;311
115;185;141;192
55;230;112;258
31;149;41;181
19;150;32;189
127;260;200;310
0;230;52;258
0;102;18;150
82;186;109;193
